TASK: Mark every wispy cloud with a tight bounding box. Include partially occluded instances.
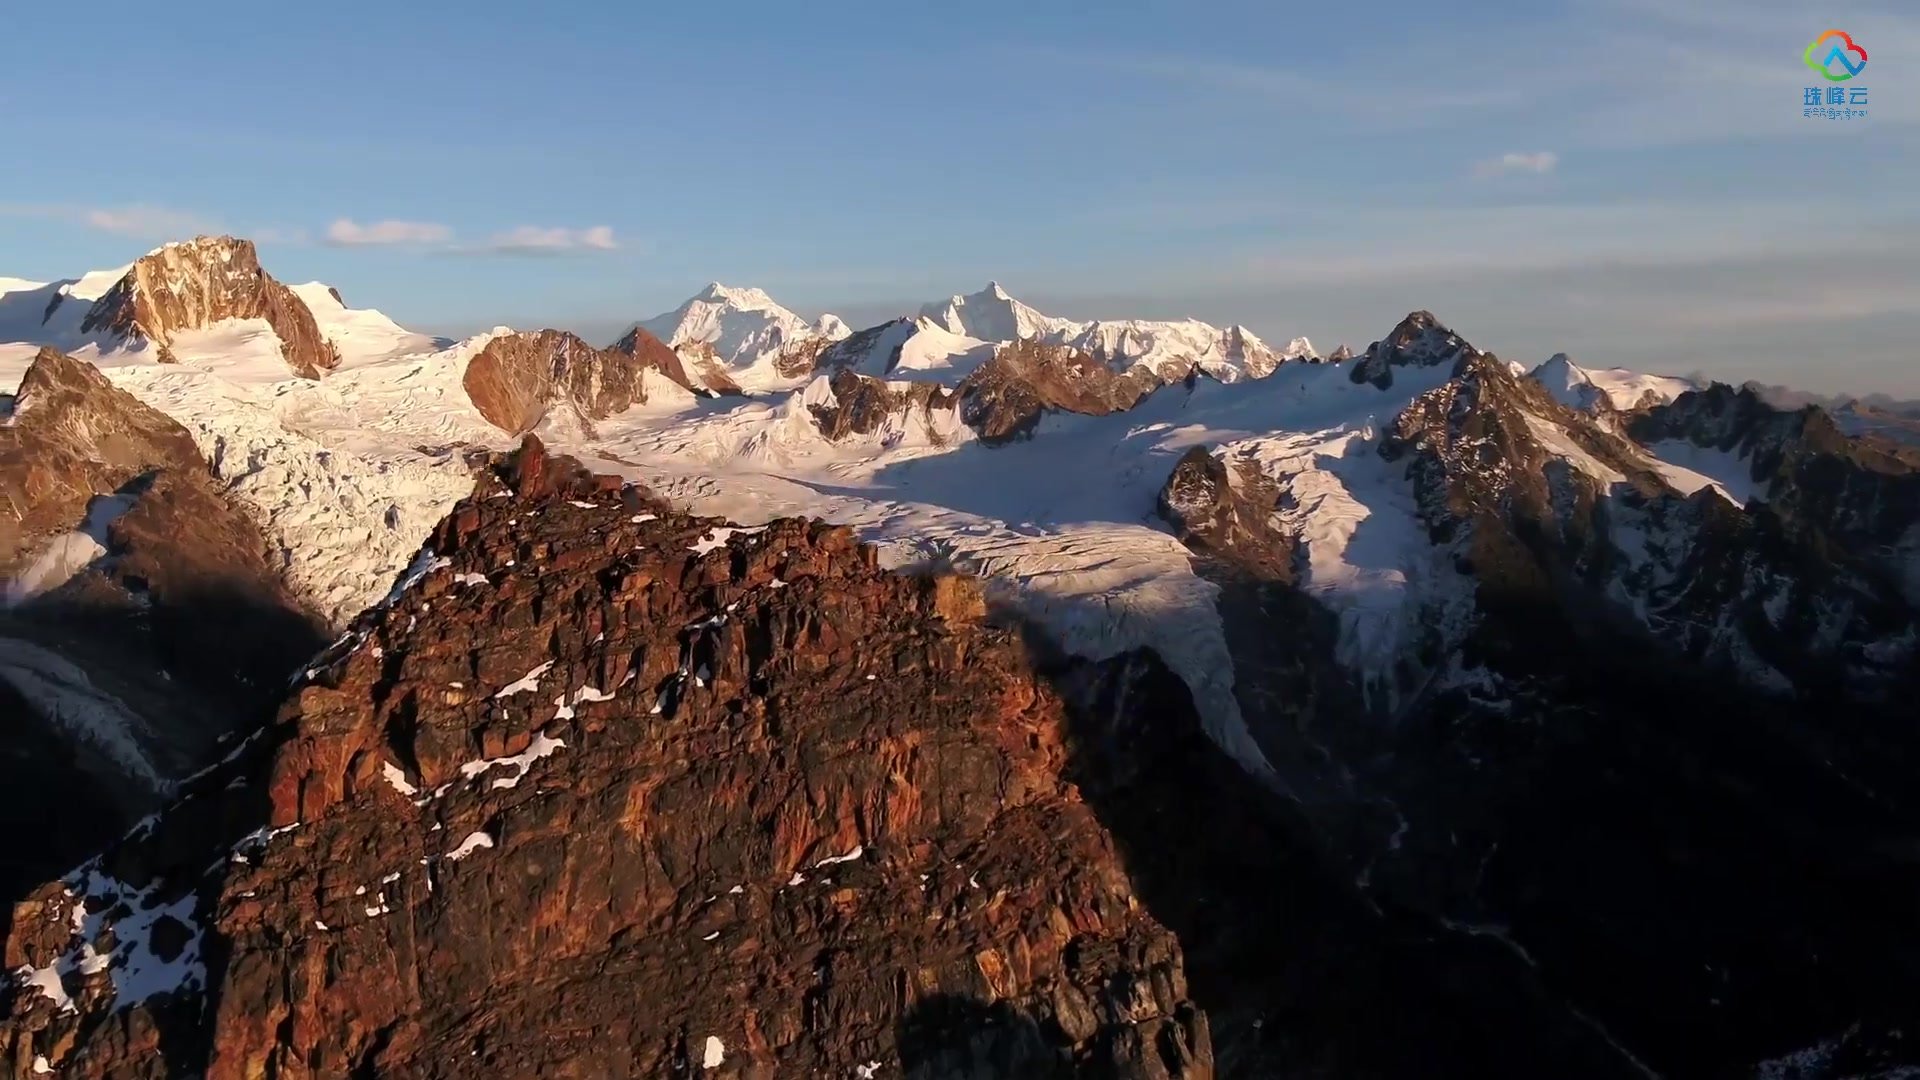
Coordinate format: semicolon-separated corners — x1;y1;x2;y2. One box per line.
324;218;453;247
478;224;619;255
1473;151;1559;178
321;219;619;255
0;202;221;239
83;205;221;237
1000;45;1527;123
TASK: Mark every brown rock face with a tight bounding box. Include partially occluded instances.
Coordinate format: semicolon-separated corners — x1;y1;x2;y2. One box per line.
0;348;205;570
2;441;1211;1079
960;340;1161;444
462;329;651;435
608;324;741;397
771;335;838;380
79;236;341;379
809;368;958;442
1156;447;1295;583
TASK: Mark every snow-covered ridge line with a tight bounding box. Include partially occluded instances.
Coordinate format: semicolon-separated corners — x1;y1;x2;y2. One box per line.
914;281;1314;382
1531;353;1699;414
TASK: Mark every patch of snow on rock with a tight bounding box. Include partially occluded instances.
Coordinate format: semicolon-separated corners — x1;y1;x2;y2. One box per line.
446;831;495;860
458;731;566;790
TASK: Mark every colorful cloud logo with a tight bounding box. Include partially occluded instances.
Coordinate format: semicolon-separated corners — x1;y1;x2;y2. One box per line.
1804;30;1868;82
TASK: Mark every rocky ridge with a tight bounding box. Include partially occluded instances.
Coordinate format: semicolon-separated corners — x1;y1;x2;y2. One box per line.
1630;383;1920;604
2;438;1211;1079
1157;333;1920;1075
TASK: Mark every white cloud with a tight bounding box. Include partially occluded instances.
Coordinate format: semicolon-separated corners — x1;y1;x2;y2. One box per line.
325;218;453;247
0;202;219;239
83;205;221;237
1473;151;1559;178
481;225;619;254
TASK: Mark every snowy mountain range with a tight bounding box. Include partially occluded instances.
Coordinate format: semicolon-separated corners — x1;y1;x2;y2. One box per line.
4;235;1920;1078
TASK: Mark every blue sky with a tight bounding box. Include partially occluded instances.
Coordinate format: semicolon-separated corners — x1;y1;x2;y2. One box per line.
2;0;1917;393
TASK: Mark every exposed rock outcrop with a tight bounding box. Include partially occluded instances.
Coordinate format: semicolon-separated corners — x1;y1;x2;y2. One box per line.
608;324;740;396
2;350;203;572
2;439;1212;1079
959;340;1161;444
1156;447;1295;582
79;236;340;378
1349;311;1481;389
797;340;1165;448
808;368;957;442
462;329;651;435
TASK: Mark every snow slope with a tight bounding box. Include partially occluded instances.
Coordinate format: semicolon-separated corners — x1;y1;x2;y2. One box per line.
0;265;138;370
100;337;503;625
821;318;998;385
291;282;445;365
585;355;1469;773
1643;439;1765;506
919;282;1076;344
0;326;505;628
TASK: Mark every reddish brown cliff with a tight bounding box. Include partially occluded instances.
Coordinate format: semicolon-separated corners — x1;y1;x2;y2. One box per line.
609;325;742;396
1;439;1211;1078
462;329;654;435
79;236;341;379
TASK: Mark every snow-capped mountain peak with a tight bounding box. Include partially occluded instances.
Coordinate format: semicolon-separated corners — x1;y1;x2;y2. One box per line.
910;286;1314;382
290;281;445;365
1529;352;1700;413
1348;310;1480;388
1280;335;1319;361
917;281;1069;345
692;281;782;309
634;283;851;393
